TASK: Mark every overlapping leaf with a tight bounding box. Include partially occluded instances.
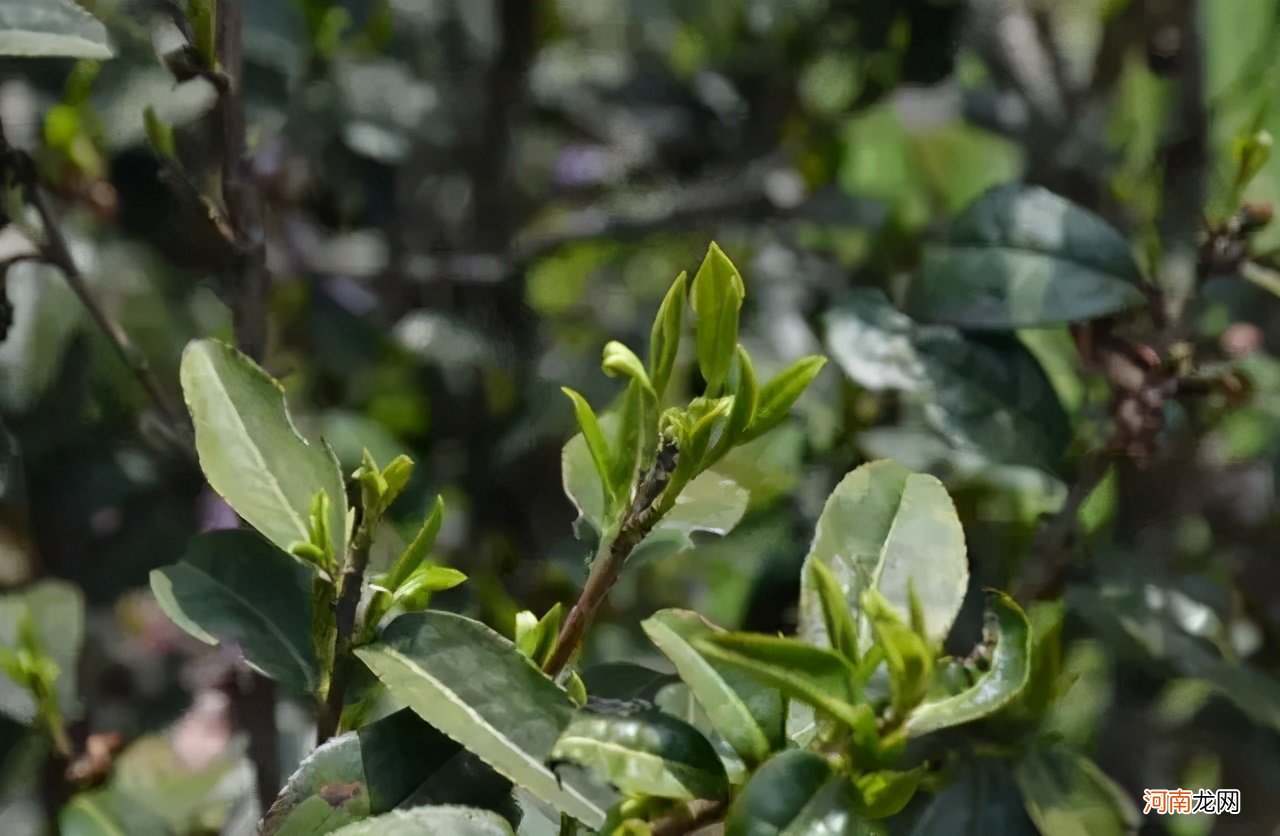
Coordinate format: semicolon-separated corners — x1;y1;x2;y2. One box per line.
180;339;348;563
150;530;318;694
0;0;112;59
798;460;968;653
354;612;607;827
905;184;1145;328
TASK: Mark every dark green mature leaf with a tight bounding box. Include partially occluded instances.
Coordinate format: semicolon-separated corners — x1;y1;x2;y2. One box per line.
150;530;318;694
726;750;878;836
330;806;515;835
824;291;1070;469
0;580;83;723
642;610;784;766
906;593;1032;737
799;460;968;653
354;613;606;827
906;183;1145;328
696;633;873;736
0;0;112;58
262;709;462;835
910;760;1037;836
551;707;728;801
181;339;348;565
1014;746;1140;836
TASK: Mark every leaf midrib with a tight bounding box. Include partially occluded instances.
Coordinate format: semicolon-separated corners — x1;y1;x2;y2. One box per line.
356;645;605;827
194;348;309;543
931;240;1141;285
187;562;313;689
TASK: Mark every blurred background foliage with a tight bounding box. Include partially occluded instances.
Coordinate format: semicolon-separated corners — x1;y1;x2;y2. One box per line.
1;0;1280;832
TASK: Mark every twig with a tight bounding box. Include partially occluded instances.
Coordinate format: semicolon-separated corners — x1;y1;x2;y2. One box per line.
543;447;679;678
316;526;373;744
1013;458;1109;604
27;186;192;445
215;0;279;808
649;799;726;836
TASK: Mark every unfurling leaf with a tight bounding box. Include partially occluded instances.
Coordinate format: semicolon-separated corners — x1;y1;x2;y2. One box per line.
515;603;563;668
690;243;745;396
741;355;826;444
562;387;615;511
862;589;932;719
393;565;467;612
143;107;176;158
649;271;688;399
808;560;859;665
602;341;656;399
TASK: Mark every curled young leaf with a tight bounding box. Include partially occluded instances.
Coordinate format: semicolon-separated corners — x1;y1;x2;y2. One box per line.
649;272;688;400
690;243;745;396
905;592;1031;737
808;560;860;665
562;387;616;511
602;341;656;399
741;356;826;444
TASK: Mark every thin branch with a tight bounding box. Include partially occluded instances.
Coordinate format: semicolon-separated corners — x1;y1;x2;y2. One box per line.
27;186;192;445
316;526;373;744
216;0;278;808
544;448;679;678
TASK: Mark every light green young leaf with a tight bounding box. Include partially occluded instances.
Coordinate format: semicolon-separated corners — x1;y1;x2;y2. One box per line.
1014;746;1140;836
151;530;318;695
331;807;515;836
741;356;826;444
602;341;656;398
551;707;728;801
180;339;348;565
726;750;873;836
649;271;688;399
691;243;745;396
143;107;175;158
185;0;215;68
393;565;467;612
0;580;83;723
0;0;113;59
561;387;615;511
515;604;563;668
808;561;860;665
906;184;1145;329
799;459;967;653
642;610;784;767
262;709;462;835
354;613;605;827
857;768;926;819
863;589;933;719
906;593;1031;737
695;633;873;737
